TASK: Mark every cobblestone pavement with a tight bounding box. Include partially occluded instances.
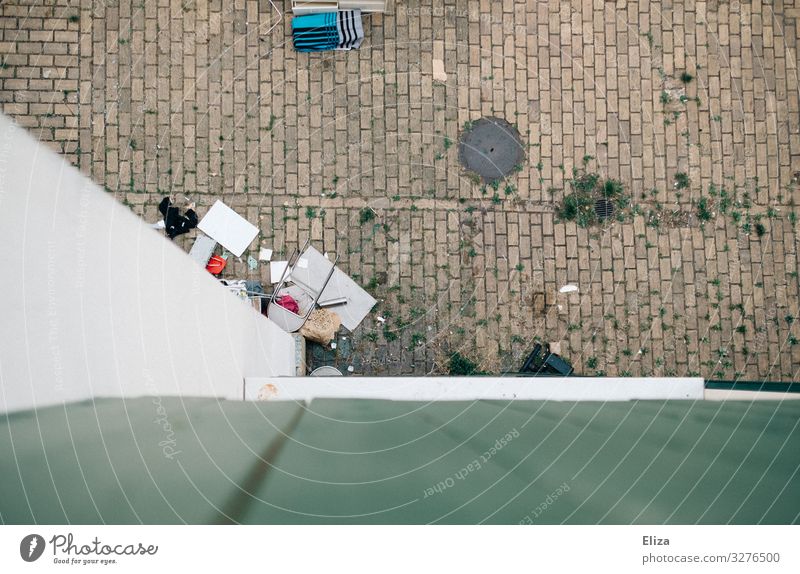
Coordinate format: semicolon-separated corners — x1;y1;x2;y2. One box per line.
2;0;800;379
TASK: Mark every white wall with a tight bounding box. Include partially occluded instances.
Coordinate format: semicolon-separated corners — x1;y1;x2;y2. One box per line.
0;114;296;413
704;389;800;401
244;376;706;401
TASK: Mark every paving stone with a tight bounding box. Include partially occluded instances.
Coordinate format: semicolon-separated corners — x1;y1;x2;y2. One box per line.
1;0;799;379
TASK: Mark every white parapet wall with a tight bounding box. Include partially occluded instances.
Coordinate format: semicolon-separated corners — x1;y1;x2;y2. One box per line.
704;388;800;401
0;114;297;413
244;376;706;402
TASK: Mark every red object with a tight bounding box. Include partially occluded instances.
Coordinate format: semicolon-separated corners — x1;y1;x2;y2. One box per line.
206;255;227;275
276;295;299;314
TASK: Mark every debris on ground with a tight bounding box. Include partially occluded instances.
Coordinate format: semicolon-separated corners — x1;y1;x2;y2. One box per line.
520;343;574;376
189;233;217;267
300;308;342;345
270;261;289;284
197;200;258;257
258;247;273;261
291;246;376;331
205;254;227;275
275;294;299;314
158;196;198;239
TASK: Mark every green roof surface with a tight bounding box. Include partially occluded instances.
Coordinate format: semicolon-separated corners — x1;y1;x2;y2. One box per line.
1;397;798;524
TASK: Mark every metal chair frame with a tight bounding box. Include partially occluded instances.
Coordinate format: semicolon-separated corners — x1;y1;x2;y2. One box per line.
267;240;339;333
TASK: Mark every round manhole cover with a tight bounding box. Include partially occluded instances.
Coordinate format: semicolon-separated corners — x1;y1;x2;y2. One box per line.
458;117;525;183
594;198;615;219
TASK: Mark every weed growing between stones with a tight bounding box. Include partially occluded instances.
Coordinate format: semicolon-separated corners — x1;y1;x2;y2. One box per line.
555;158;629;227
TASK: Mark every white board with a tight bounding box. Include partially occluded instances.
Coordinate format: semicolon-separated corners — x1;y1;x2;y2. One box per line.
197;200;259;257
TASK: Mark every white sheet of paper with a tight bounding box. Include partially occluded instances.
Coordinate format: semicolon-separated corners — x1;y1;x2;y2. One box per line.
270;261;289;284
258;247;273;262
197;200;259;257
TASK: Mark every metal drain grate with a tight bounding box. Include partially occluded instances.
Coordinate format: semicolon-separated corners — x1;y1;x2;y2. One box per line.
594;198;615;219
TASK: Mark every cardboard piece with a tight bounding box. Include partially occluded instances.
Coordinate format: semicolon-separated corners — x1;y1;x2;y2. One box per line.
300;309;341;345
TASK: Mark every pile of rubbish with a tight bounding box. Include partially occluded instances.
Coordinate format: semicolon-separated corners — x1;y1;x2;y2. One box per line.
152;197;375;355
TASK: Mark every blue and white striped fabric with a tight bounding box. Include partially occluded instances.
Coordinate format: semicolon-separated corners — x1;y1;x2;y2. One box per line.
335;10;364;50
292;10;363;52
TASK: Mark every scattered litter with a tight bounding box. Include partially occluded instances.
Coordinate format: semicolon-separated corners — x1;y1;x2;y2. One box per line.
197;200;258;257
150;220;166;229
159;197;198;239
290;246;376;331
267;241;377;335
220;251;230;260
189;234;217;268
258;247;273;262
270;261;290;284
347;365;355;373
245;280;265;296
377;316;386;323
221;279;251;301
559;284;579;294
206;255;227;275
330;342;337;350
520;342;574;376
219;280;270;312
276;295;299;314
310;366;343;377
432;59;447;82
299;308;341;345
247;255;259;271
268;241;338;333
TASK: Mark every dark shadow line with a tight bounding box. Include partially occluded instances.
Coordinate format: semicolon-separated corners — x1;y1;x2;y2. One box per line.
215;403;306;524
